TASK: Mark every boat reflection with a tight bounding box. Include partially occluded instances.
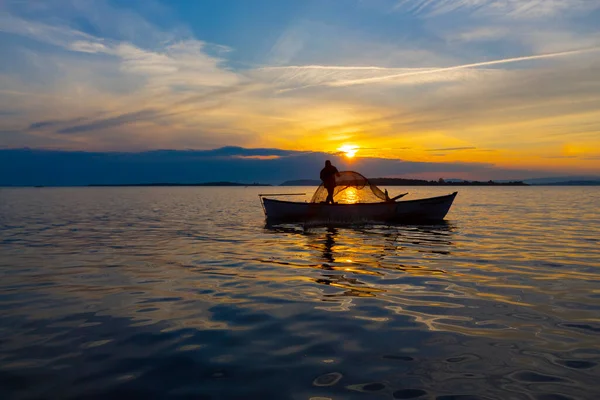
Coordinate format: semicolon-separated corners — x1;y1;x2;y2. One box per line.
263;222;457;299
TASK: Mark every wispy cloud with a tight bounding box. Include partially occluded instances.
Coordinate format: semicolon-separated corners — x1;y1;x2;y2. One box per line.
0;89;71;99
0;13;238;90
0;4;247;148
262;65;393;71
254;66;505;94
56;110;159;134
394;0;600;18
426;147;477;151
326;47;600;87
252;46;600;92
450;27;511;42
543;155;579;159
0;13;97;47
29;117;87;130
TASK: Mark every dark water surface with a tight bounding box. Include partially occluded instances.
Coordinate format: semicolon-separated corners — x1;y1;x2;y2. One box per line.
1;187;599;400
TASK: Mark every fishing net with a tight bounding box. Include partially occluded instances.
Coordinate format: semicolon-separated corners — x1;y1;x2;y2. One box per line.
310;171;388;204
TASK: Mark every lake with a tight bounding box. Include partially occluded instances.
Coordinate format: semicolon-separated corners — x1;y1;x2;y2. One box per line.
1;186;599;399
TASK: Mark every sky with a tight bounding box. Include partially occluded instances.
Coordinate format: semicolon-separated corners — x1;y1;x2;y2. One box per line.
1;0;600;182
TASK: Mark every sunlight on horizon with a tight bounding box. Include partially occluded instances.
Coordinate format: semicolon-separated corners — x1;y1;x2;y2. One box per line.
338;144;359;159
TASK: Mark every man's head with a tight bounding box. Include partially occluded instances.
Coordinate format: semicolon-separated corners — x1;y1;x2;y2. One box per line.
325;160;331;166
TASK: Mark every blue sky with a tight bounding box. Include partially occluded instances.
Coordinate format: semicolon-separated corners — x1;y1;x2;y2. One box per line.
1;0;599;182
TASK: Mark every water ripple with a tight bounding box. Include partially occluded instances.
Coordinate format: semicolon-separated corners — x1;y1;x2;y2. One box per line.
1;186;599;399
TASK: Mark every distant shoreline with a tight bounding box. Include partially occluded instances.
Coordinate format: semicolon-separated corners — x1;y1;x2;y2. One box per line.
87;182;273;187
281;178;600;186
280;178;530;186
2;179;599;188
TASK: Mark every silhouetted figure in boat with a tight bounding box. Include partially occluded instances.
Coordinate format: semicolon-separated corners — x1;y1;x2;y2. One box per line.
320;160;340;204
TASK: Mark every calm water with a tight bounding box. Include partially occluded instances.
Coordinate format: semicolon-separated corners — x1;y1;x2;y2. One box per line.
1;187;599;400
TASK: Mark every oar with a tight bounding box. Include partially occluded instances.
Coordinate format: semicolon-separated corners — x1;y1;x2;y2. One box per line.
390;192;408;201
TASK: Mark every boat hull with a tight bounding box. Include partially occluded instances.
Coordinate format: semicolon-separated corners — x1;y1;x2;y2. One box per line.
261;192;457;223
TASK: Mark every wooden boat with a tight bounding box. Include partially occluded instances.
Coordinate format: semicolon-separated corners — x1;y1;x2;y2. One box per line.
260;191;458;223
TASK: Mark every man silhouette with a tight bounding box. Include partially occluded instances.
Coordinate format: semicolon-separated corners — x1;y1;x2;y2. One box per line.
320;160;340;204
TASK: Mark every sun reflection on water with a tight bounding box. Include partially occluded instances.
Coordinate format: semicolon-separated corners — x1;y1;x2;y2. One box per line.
337;186;359;204
2;187;600;399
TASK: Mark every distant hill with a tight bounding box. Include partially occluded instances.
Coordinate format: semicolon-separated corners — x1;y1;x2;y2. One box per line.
370;178;527;186
536;180;600;186
280;179;321;186
88;182;272;187
524;176;600;185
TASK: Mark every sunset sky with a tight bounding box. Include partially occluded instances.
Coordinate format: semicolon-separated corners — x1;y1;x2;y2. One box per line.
1;0;599;181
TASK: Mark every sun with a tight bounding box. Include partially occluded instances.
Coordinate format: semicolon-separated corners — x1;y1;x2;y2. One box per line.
338;144;359;158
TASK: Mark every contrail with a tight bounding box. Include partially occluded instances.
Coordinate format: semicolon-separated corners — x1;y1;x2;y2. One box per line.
260;65;396;71
328;47;600;87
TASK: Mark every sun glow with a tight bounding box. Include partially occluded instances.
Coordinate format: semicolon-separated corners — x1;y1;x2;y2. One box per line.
338;144;359;158
341;187;358;204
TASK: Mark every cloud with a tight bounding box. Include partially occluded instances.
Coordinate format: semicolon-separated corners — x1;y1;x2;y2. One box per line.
112;41;239;87
394;0;600;18
0;89;71;99
56;109;159;134
0;13;97;48
254;65;486;91
29;117;88;130
324;47;600;87
0;3;248;149
252;47;600;93
68;41;110;54
29;120;67;130
0;147;563;186
543;155;579;159
233;155;282;160
187;147;298;157
426;147;477;151
267;23;308;66
450;27;512;42
0;11;238;90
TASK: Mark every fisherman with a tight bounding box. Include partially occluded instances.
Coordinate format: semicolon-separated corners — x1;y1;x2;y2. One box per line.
320;160;340;204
